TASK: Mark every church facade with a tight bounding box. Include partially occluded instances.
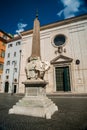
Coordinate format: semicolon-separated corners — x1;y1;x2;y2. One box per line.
2;14;87;94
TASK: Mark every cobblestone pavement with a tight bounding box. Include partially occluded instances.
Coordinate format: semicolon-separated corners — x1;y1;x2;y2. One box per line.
0;93;87;130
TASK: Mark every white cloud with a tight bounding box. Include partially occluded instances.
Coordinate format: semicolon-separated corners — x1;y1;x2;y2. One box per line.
57;0;84;18
16;22;27;34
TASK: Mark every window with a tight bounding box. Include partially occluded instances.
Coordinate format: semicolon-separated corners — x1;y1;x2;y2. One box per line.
12;61;15;65
3;35;7;40
16;41;21;46
8;44;13;48
7;53;10;58
0;64;3;70
14;68;17;72
7;61;10;65
12;61;17;66
14;79;17;82
6;75;9;79
14;52;16;57
1;51;5;58
54;34;66;47
6;69;10;74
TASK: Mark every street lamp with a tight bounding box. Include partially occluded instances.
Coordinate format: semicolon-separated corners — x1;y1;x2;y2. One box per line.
12;61;16;95
18;50;22;93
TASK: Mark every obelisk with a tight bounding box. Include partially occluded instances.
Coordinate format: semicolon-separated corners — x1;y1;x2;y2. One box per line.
31;15;41;59
9;14;58;119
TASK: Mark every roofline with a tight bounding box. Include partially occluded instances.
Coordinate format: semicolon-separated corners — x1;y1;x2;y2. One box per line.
0;29;13;39
7;35;21;43
21;14;87;36
0;37;7;43
6;14;87;42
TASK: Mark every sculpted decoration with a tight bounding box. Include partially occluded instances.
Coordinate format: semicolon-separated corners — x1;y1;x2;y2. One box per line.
25;58;50;80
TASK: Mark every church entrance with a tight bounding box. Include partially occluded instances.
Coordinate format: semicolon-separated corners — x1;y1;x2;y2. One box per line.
5;82;9;93
55;66;71;92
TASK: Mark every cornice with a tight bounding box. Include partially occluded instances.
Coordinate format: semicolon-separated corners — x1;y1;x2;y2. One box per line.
21;14;87;36
6;14;87;43
0;29;13;39
0;37;7;43
7;36;21;43
50;55;73;64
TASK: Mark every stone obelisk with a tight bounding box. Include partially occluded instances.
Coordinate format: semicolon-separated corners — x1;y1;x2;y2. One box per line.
31;15;41;59
9;15;58;119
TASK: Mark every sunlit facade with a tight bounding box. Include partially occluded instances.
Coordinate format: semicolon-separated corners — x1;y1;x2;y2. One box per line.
2;15;87;94
0;30;12;91
2;36;22;93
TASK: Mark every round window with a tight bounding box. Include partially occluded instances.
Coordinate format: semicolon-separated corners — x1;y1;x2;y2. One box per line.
54;34;66;47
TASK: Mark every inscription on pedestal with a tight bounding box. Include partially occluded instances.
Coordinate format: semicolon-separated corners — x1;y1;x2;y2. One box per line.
25;87;46;96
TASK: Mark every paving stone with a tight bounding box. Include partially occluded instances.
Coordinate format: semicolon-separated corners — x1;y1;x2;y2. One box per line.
0;93;87;130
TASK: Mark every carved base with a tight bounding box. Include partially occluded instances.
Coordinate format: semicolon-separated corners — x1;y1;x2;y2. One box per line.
9;80;58;119
9;96;58;119
23;80;47;96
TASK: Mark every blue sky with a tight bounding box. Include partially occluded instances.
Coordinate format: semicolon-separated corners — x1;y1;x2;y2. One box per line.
0;0;87;35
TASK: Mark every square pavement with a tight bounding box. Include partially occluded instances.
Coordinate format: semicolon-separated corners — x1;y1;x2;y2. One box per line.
0;93;87;130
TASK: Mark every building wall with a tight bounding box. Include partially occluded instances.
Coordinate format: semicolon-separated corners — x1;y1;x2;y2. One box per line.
68;21;87;93
19;18;87;94
2;39;22;93
0;31;12;92
2;16;87;94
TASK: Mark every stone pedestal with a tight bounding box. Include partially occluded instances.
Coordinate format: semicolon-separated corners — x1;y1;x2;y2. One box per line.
9;80;58;119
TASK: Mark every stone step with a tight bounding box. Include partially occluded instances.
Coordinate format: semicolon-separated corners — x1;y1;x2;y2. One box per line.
9;96;58;119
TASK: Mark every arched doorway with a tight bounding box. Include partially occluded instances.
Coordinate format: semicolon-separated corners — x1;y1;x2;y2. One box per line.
5;82;9;93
